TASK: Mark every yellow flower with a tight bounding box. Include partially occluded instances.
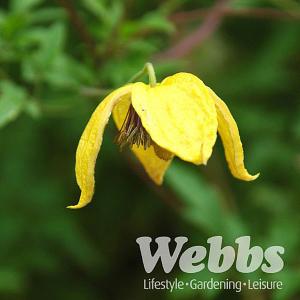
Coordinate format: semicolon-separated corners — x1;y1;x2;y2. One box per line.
68;72;259;209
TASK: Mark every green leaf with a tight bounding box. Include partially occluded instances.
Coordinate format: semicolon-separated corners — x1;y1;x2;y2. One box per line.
121;12;174;38
81;0;108;22
36;22;65;63
29;7;66;24
0;81;27;128
24;100;41;118
0;268;25;293
81;0;123;26
165;160;224;233
44;55;94;88
10;0;43;12
139;11;175;34
21;23;66;82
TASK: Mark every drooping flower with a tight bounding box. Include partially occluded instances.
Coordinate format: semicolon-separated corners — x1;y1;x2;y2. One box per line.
68;72;259;209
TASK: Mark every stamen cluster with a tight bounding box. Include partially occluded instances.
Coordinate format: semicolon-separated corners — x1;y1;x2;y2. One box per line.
116;105;172;161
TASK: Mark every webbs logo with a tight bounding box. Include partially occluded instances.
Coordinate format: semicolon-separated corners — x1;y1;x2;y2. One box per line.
136;236;284;274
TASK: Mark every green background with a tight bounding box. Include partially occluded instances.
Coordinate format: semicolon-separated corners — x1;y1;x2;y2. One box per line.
0;0;299;299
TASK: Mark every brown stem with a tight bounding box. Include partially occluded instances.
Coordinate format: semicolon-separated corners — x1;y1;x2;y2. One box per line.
157;0;230;59
171;7;300;23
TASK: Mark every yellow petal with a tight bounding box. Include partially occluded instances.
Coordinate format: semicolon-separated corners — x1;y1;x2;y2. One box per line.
113;95;172;184
207;87;259;181
132;145;173;184
68;85;133;209
131;73;218;164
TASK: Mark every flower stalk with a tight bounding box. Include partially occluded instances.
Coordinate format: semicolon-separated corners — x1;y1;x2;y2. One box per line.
127;62;157;87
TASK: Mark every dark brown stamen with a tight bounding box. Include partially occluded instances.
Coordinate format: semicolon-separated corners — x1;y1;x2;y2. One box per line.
115;105;172;161
153;142;173;161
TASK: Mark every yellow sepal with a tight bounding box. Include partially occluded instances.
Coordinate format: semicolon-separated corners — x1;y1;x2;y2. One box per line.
208;87;259;181
131;73;218;165
68;85;133;209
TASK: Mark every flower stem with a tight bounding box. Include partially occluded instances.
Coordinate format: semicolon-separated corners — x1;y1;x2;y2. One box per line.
145;62;157;87
127;62;157;87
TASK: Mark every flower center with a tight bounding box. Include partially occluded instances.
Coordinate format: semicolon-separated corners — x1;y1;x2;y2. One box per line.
115;105;172;161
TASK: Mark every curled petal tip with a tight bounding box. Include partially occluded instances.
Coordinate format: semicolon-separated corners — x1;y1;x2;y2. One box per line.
66;203;87;209
66;203;84;209
67;193;92;209
72;85;133;209
249;172;260;181
207;87;260;183
238;171;260;181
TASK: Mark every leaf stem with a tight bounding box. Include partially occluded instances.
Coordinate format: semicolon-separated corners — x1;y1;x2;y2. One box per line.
127;62;157;87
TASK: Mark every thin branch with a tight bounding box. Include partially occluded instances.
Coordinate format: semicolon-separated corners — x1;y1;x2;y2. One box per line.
157;0;230;59
171;7;300;23
57;0;99;64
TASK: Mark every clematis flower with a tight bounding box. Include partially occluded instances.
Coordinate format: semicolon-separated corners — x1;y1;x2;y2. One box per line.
68;72;258;209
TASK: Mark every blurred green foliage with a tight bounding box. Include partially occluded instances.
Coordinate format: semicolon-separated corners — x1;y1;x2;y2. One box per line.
0;0;299;299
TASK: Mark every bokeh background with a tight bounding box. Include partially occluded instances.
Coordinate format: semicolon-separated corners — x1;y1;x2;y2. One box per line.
0;0;300;299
